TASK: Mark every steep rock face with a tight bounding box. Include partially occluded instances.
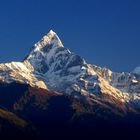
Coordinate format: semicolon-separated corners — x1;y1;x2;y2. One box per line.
25;30;100;97
92;65;140;94
23;30;132;110
92;65;140;108
25;30;64;73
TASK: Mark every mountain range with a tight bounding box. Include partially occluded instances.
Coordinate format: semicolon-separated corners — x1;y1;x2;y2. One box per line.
0;30;140;139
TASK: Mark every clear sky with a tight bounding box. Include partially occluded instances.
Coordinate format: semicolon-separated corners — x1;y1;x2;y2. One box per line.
0;0;140;72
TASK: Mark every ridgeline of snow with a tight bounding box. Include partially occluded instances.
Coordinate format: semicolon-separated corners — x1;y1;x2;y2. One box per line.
0;30;139;109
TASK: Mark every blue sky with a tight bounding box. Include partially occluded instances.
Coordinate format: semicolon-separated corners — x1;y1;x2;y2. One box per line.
0;0;140;72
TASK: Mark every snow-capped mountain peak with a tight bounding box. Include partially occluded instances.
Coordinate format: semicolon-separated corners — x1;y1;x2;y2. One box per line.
26;30;64;64
23;31;131;104
25;30;72;73
0;30;140;111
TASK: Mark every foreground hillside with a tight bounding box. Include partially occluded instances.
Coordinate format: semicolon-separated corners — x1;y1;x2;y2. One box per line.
0;82;140;139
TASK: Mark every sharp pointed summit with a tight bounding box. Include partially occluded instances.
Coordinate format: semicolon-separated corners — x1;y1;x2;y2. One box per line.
25;30;71;73
25;30;65;69
47;29;59;39
48;29;56;35
35;30;64;49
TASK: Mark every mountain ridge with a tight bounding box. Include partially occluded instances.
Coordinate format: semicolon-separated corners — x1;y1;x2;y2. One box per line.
0;30;140;139
0;30;140;113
